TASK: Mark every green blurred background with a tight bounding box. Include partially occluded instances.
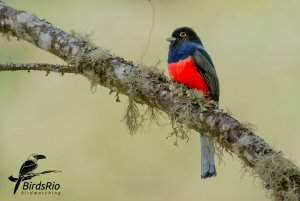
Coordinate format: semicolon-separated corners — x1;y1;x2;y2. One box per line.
0;0;299;200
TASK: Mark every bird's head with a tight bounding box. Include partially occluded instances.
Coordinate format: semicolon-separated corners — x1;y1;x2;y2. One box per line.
28;154;46;161
167;27;203;47
34;154;46;160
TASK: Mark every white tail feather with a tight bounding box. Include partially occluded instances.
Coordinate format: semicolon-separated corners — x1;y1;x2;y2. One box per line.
197;132;217;178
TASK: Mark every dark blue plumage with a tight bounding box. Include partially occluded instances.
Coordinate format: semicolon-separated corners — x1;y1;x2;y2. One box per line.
168;42;214;68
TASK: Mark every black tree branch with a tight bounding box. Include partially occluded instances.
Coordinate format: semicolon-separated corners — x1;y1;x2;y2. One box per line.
8;170;62;182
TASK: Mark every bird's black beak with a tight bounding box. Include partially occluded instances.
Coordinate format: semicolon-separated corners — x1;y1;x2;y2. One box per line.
34;154;46;160
166;36;176;42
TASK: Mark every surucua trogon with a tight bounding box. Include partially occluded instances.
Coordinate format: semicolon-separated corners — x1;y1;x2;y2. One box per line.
167;27;220;178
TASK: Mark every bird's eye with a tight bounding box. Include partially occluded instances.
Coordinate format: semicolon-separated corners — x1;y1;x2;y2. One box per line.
179;32;187;37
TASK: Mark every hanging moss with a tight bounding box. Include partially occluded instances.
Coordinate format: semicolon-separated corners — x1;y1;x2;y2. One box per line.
123;97;141;135
167;117;191;146
122;97;162;135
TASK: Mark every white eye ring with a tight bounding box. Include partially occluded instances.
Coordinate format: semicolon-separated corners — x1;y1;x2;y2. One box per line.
179;32;187;37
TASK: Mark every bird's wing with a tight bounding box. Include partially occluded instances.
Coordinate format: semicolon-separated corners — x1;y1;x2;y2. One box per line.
192;48;220;102
19;160;37;176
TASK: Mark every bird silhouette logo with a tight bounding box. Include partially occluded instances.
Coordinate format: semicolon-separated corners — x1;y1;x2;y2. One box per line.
8;154;61;194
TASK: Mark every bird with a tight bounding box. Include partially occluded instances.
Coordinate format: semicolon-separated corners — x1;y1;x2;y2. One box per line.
167;27;220;178
13;154;46;194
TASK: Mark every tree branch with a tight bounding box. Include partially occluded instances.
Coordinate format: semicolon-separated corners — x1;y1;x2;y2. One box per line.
0;2;299;200
0;63;76;74
8;170;62;182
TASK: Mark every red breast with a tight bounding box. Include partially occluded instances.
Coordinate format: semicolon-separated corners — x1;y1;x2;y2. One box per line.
168;56;209;94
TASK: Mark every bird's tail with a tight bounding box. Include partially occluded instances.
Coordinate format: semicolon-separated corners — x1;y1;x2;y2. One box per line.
13;177;22;194
197;133;217;178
